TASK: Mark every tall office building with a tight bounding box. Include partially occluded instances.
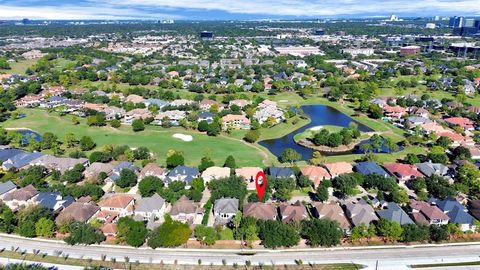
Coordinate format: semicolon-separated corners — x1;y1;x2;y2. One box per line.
449;16;465;28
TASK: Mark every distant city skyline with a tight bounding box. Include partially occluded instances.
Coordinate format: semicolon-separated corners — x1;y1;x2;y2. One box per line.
0;0;479;20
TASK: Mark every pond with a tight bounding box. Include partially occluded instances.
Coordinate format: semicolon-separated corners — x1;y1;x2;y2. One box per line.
17;129;42;145
258;105;373;160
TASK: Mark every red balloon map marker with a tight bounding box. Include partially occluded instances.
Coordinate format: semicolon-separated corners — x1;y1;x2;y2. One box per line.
255;171;267;202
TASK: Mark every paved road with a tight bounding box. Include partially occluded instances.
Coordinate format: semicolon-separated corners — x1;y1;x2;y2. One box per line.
2;234;480;269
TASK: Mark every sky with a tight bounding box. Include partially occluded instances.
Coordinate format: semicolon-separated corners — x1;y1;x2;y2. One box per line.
0;0;479;20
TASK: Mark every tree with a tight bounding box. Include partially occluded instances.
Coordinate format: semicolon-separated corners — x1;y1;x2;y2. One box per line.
368;104;383;119
455;163;480;195
279;148;301;163
132;119;145;132
297;175;312;188
208;175;248;203
429;224;450;242
224;155;236;169
301;219;342;247
452;146;472;160
191;178;205;192
377;219;403;242
0;203;17;233
401;224;429;243
257;220;300;248
17;219;36;238
138;176;163;197
35;217;55;238
316;184;329;202
166;150;184;168
332;174;358;197
391;188;409;205
148;215;191;248
80;136;96;151
110;119;121;128
116;169;138;188
436;136;452;149
117;217;148;247
198;156;215;172
404;153;420;164
198;120;209;132
64;133;77;148
64;222;105;245
243;130;260;143
194;225;218;245
41;132;57;150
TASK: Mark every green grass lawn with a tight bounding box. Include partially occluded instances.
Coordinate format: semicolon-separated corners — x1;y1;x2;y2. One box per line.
3;108;268;167
0;59;37;75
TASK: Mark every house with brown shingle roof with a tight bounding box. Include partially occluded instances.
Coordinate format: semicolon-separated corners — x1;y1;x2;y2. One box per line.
312;202;351;233
101;223;117;237
83;162;114;179
279;201;308;224
139;163;167;180
243;203;277;221
2;185;39;211
300;166;331;188
324;162;353;178
170;195;204;224
98;194;135;217
409;199;449;226
125;94;145;104
55;201;100;225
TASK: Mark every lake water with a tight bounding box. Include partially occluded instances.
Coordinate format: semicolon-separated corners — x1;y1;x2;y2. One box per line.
18;129;42;145
258;105;373;160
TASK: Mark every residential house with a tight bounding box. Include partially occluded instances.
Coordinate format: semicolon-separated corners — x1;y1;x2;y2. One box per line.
83;162;114;179
15;95;43;107
383;163;423;182
144;99;168;109
199;99;223;111
2;185;39;211
36;192;74;212
213;197;239;226
266;167;295;179
243;203;277;220
170;195;204;224
383;105;407;121
134;194;166;221
55;201;100;225
0;148;25;163
343;199;379;226
139;163;167;180
166;166;200;187
409;199;449;226
444;117;475;131
2;152;44;171
201;166;230;182
300;166;331;188
420;122;451;135
170;99;194;107
312;202;351;233
221;114;251;130
123;108;151;124
0;181;16;200
376;202;414;225
468;200;480;221
235;167;263;190
437;132;474;147
354;162;390;177
229;99;251;108
415;162;450;177
154;110;187;126
105;162;140;183
125;94;145;104
279;201;308;224
324;162;353;178
197;112;215;124
406;116;432;127
253;105;285;125
98;194;135;217
29;155;89;173
429;197;477;231
104;106;125;121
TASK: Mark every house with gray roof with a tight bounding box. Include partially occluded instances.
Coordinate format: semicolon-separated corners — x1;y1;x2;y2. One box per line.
2;152;44;171
0;181;17;199
376;202;414;225
145;99;168;109
198;112;215;124
343;199;379;226
166;166;200;187
0;148;25;162
266;167;295;179
36;192;74;212
415;162;450;177
213;197;239;226
134;194;166;221
429;197;477;232
106;162;140;182
55;201;100;224
406;116;432;127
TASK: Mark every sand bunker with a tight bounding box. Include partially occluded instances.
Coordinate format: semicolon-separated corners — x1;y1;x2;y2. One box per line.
309;126;323;131
172;133;193;142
